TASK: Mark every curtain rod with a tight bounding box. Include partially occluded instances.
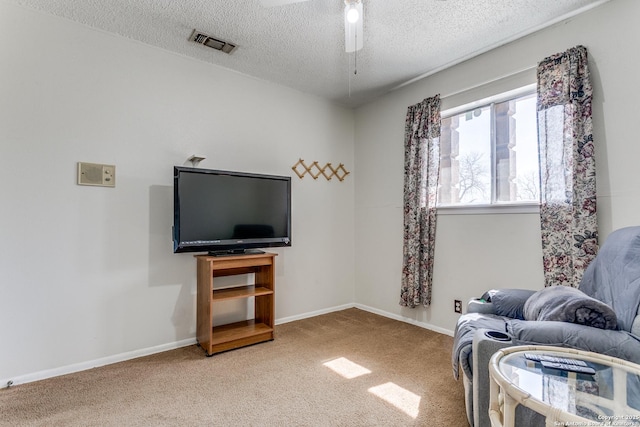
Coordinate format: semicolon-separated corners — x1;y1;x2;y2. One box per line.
440;64;537;100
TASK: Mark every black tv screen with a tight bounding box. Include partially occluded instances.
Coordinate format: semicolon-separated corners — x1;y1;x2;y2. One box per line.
173;167;291;254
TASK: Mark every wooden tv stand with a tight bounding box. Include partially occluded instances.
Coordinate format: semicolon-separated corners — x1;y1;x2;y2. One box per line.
195;252;276;356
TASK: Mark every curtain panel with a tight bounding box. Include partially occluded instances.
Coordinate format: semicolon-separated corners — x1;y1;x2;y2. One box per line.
400;95;441;308
537;45;598;287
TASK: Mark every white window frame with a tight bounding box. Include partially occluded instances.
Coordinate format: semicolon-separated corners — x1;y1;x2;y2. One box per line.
437;84;540;215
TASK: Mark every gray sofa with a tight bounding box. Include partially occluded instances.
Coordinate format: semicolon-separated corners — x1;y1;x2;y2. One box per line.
452;226;640;427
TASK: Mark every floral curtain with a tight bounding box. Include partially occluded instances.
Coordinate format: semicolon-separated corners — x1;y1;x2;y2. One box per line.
537;45;598;287
400;95;441;307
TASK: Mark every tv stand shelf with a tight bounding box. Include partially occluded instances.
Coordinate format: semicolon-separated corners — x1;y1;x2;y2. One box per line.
195;252;276;356
213;285;273;301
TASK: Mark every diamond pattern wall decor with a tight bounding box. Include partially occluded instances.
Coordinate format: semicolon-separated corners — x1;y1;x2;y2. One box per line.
292;158;350;182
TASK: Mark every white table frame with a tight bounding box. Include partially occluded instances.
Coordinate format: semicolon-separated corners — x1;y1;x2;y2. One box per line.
488;345;640;427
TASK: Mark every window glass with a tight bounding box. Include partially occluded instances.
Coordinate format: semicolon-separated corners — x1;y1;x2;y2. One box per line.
438;90;539;207
511;94;539;202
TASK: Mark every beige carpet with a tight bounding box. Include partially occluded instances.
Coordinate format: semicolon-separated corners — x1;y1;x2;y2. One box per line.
0;308;467;426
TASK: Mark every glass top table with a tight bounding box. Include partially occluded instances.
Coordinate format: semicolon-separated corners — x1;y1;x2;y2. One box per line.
488;345;640;427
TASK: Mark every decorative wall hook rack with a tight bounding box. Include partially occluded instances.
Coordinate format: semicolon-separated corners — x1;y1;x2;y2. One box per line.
292;158;350;182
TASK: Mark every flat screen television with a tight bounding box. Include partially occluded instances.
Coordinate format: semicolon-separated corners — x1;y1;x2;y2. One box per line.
173;166;291;254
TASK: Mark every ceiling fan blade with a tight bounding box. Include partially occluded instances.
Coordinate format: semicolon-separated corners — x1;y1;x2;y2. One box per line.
259;0;310;7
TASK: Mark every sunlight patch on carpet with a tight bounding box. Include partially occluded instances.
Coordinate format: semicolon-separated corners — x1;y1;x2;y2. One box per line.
323;357;372;379
368;382;421;419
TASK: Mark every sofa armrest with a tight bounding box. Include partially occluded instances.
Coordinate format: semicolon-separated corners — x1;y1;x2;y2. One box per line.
508;320;640;364
472;328;514;427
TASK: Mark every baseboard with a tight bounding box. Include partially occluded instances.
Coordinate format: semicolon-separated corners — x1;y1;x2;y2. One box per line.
4;304;452;388
354;303;455;337
276;303;455;337
2;338;196;389
275;303;355;325
3;306;354;388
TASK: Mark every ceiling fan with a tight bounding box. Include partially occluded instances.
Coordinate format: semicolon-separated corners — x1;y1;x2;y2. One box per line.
259;0;363;53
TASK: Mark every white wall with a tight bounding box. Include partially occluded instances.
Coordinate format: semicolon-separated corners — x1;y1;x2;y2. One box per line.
4;0;639;385
0;2;354;382
354;0;640;333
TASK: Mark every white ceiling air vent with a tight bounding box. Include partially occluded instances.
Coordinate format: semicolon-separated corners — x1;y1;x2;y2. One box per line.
189;30;237;54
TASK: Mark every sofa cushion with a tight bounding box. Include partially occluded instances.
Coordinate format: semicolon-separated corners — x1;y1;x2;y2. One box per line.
632;315;640;336
632;304;640;336
481;288;536;320
523;286;617;329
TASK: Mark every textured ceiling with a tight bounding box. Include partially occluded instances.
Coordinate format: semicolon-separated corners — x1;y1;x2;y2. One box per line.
8;0;609;107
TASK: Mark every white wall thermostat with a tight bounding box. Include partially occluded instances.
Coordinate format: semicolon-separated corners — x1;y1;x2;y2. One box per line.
77;162;116;187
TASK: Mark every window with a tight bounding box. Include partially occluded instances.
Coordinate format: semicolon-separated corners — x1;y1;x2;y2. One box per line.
438;87;539;209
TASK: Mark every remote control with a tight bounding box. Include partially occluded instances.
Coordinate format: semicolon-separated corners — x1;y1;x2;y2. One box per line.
540;360;596;375
524;353;588;367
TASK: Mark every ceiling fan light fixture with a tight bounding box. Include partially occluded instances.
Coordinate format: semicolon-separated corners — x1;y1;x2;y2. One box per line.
346;5;359;23
344;0;363;53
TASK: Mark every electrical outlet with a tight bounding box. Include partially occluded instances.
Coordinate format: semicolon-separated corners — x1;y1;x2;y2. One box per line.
454;299;462;314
